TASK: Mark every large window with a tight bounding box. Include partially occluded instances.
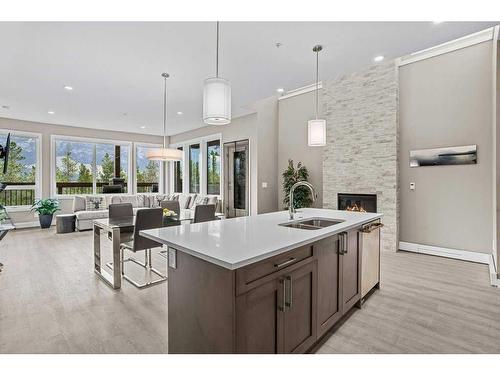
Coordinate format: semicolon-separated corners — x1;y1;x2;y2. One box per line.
0;131;40;207
53;137;130;195
206;140;221;195
135;145;161;193
170;135;221;196
173;147;183;193
189;144;200;193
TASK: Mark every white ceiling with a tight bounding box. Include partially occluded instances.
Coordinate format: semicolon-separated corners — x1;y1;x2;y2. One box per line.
0;21;497;136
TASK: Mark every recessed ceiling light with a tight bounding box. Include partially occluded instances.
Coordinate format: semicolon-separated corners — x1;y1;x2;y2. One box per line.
276;88;285;94
373;55;385;62
432;21;444;25
176;111;183;115
48;111;55;114
63;85;73;91
140;125;146;129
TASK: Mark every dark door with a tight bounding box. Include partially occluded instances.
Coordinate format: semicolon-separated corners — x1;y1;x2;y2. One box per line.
224;140;249;218
236;277;284;353
341;230;361;313
282;261;317;354
314;235;342;338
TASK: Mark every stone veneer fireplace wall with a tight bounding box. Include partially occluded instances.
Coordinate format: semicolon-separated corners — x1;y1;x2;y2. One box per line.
322;61;399;252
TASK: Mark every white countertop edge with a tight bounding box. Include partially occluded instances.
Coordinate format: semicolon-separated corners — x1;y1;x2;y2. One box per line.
140;212;383;270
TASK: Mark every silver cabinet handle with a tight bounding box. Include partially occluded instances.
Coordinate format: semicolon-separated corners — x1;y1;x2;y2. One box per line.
344;232;348;254
339;234;344;255
279;279;285;311
285;276;292;309
274;257;296;268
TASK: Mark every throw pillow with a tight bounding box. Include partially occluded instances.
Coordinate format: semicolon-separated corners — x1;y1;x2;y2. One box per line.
85;196;105;211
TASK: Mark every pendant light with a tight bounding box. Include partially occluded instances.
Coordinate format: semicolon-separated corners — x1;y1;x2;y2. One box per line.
147;73;183;161
203;21;231;125
308;45;326;147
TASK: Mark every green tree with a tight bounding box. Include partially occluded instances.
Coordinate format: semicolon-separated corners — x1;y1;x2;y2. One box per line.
3;141;27;182
56;144;78;182
99;152;114;182
78;164;92;182
143;160;159;182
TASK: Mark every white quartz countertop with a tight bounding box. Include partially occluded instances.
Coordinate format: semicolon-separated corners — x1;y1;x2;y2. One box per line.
140;208;383;270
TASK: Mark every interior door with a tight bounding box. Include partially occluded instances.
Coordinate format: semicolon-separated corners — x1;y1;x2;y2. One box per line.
224;140;249;217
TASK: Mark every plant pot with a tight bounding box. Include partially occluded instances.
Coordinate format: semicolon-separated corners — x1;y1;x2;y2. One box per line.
39;214;53;229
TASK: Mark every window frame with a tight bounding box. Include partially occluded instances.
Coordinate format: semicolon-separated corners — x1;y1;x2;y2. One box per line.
50;135;132;197
206;139;221;196
173;146;183;193
133;142;165;195
0;129;42;210
169;133;222;197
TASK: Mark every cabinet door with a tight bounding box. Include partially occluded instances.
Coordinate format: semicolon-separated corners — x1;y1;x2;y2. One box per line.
236;277;285;353
314;235;342;338
283;261;317;354
341;230;361;313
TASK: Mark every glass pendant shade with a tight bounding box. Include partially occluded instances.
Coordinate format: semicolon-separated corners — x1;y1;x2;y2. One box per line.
308;119;326;147
203;77;231;125
146;147;183;161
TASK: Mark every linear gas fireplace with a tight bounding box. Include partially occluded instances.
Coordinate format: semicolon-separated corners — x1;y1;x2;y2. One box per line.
338;193;377;213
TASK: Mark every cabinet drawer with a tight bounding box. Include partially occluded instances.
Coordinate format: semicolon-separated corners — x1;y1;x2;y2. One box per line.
236;245;313;295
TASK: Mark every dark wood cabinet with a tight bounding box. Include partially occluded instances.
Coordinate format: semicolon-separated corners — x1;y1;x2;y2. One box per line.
168;224;372;354
236;259;317;354
282;261;317;353
236;277;284;353
315;235;342;337
340;229;361;312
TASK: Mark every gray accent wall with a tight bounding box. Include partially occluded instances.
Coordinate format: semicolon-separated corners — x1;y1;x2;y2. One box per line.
277;90;324;210
399;41;494;254
322;62;399;253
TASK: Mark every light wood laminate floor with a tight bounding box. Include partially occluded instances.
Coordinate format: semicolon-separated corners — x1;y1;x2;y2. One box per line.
1;227;499;353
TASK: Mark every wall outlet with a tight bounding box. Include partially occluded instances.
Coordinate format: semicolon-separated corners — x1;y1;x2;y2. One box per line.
410;182;416;190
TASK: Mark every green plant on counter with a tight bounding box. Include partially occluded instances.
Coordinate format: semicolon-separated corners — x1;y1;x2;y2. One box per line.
282;159;313;210
30;198;60;215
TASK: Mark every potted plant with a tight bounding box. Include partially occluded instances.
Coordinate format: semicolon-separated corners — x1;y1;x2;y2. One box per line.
282;159;313;210
31;198;60;229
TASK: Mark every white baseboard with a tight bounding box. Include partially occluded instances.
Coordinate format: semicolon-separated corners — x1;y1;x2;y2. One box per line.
398;241;491;264
12;221;40;229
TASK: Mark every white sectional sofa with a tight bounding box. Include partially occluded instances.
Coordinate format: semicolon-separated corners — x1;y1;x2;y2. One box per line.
72;193;220;231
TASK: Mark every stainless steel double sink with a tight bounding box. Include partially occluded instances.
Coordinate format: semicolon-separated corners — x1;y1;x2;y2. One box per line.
279;217;345;230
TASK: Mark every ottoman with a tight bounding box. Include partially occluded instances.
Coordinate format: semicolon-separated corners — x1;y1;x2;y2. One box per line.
56;214;76;234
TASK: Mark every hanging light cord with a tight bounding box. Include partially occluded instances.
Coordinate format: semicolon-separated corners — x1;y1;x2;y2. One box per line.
163;75;167;148
216;21;219;78
315;48;319;120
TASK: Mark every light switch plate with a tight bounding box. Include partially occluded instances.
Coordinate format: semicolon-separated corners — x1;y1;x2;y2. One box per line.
410;182;416;190
168;248;177;269
262;182;268;188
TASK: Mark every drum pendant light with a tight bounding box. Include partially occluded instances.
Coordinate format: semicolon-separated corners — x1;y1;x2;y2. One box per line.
203;21;231;125
308;45;326;147
147;73;183;161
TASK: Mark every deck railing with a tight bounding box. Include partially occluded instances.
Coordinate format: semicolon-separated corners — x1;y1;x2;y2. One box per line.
0;181;159;207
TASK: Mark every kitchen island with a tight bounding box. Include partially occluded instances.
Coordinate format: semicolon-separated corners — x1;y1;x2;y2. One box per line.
141;208;383;353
